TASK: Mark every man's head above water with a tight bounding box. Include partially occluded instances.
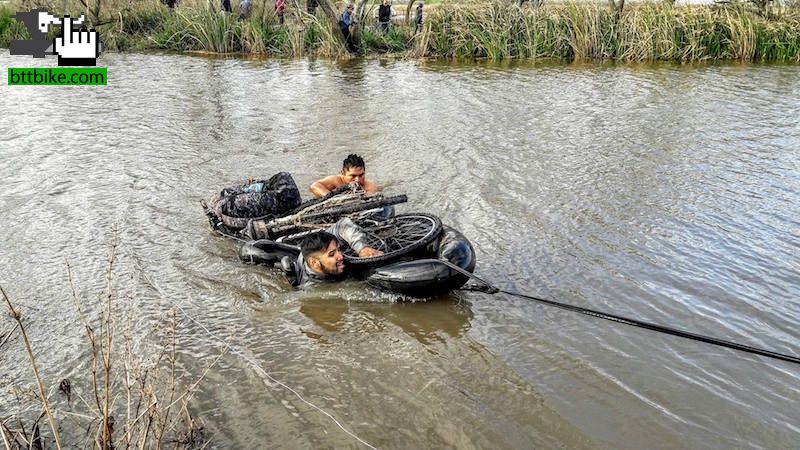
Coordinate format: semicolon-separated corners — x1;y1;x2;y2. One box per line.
341;153;366;186
301;231;345;276
309;153;378;197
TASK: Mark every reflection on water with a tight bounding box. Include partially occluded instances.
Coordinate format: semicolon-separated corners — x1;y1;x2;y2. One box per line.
299;298;473;344
1;51;799;449
334;57;369;84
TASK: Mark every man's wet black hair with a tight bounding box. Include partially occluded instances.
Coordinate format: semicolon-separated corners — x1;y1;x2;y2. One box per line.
301;231;338;259
342;154;365;171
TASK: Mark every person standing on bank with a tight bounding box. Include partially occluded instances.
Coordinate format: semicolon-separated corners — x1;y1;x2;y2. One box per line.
378;0;392;33
414;1;423;34
338;3;358;53
240;0;252;19
275;0;286;25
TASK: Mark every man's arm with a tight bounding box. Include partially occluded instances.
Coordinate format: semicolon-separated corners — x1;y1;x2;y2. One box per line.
310;175;342;198
327;218;383;257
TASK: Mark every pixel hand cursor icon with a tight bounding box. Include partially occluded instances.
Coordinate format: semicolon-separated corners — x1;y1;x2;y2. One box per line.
53;15;103;66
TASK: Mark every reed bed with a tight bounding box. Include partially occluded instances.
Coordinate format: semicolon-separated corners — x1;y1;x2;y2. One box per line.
424;1;800;60
0;5;27;47
2;0;800;60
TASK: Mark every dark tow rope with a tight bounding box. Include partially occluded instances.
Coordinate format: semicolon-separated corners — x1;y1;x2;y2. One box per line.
421;259;800;366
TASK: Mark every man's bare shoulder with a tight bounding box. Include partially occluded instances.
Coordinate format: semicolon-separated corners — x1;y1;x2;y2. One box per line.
363;178;379;193
312;174;344;187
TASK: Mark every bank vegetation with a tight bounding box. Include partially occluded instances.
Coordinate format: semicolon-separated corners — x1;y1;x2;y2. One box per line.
1;0;799;61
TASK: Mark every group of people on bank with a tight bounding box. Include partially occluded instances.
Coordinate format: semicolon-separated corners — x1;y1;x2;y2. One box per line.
215;0;320;19
341;3;425;33
162;0;424;54
338;1;424;52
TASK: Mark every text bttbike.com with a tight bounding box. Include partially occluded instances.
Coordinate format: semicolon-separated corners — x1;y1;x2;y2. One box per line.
8;68;107;86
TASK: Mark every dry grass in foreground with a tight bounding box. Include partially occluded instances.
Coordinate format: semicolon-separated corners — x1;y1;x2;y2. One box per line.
1;242;220;449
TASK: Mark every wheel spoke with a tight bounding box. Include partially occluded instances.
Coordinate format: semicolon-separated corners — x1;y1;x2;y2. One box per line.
340;214;441;263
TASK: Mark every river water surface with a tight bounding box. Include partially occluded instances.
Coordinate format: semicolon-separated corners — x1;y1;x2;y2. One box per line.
1;52;799;449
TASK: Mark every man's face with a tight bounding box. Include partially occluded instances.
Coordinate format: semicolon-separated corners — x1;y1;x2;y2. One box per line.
311;240;345;275
341;166;366;186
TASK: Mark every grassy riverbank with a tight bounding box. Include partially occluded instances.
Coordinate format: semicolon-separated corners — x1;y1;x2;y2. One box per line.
2;0;800;61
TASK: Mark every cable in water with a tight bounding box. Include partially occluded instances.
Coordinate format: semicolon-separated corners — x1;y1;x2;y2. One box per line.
419;259;800;366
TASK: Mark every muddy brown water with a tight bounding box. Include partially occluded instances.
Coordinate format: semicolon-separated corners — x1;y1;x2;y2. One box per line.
1;52;799;449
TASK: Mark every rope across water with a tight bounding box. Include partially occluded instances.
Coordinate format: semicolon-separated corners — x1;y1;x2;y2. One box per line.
415;259;800;366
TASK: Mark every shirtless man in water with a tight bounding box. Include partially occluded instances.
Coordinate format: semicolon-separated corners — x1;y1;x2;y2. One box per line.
309;154;378;197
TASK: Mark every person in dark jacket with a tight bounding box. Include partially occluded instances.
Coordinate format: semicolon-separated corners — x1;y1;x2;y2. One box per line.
294;219;383;288
414;2;424;34
377;0;392;33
